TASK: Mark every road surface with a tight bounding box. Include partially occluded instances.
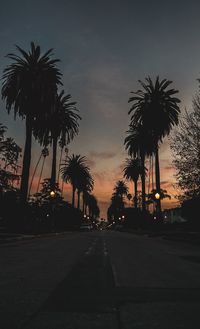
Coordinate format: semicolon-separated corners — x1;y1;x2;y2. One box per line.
0;230;200;328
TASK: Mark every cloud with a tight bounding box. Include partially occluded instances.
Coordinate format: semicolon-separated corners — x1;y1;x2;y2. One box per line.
86;158;96;169
89;151;116;159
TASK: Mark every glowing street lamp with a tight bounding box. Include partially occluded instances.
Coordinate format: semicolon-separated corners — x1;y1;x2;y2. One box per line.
50;190;56;198
155;192;160;200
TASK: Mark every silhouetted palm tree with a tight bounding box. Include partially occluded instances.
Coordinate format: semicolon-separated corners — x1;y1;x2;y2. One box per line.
123;157;142;209
35;90;80;189
86;194;99;219
124;123;152;211
60;154;89;207
2;42;62;202
128;76;180;213
114;180;129;200
76;169;94;210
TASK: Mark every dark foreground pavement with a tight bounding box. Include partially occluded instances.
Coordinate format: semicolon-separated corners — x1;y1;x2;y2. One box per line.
1;230;200;328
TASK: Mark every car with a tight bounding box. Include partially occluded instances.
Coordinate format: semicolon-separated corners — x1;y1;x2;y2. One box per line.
79;224;92;231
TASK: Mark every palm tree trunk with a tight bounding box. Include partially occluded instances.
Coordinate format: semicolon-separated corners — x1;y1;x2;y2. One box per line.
57;147;63;184
141;152;146;212
50;136;57;189
61;179;65;197
20;115;32;203
77;190;81;209
28;152;42;197
134;181;138;209
155;145;161;215
72;185;76;207
36;155;46;193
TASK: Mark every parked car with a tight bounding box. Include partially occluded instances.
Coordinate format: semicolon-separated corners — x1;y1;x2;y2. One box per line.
79;223;92;231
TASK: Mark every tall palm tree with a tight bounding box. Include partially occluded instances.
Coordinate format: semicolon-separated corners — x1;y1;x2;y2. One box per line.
86;194;99;219
60;154;89;207
128;76;180;213
124;123;152;211
114;180;129;200
123;157;142;209
2;42;62;203
35;90;81;189
76;169;94;210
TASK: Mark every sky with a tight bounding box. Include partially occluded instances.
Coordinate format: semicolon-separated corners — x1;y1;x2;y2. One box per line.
1;0;200;217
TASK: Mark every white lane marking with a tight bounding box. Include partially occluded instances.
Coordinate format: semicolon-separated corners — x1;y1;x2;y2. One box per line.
84;238;98;255
111;263;120;287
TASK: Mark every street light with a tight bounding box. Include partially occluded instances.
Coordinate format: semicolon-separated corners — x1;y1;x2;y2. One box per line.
154;192;161;220
155;192;160;200
50;190;56;198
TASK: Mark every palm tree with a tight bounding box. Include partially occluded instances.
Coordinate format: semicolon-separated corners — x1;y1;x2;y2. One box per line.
123;157;142;209
76;169;94;210
35;90;81;189
124;123;152;211
2;42;62;203
114;180;129;201
86;194;99;219
128;76;180;214
60;154;89;207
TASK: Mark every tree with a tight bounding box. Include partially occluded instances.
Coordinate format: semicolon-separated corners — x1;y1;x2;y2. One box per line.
76;171;94;210
0;123;21;192
114;180;129;199
171;96;200;199
124;123;152;211
86;194;99;219
60;154;91;207
35;90;81;189
128;76;180;214
109;180;128;220
123;157;142;208
2;42;62;203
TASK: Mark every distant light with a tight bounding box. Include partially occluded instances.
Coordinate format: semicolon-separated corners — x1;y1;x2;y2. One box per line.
113;221;115;224
46;214;49;217
87;216;89;220
84;214;87;218
154;216;156;220
119;217;121;220
122;215;125;219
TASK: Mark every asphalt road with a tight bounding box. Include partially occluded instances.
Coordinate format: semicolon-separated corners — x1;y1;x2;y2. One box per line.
1;230;200;329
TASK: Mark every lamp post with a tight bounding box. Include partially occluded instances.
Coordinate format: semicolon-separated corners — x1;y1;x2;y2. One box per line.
50;190;56;198
50;190;56;230
155;192;161;220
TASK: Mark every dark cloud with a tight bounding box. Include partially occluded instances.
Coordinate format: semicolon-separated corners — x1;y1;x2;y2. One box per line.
89;151;116;159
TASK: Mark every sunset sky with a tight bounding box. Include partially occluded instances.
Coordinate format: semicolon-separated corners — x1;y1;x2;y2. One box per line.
1;0;200;217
